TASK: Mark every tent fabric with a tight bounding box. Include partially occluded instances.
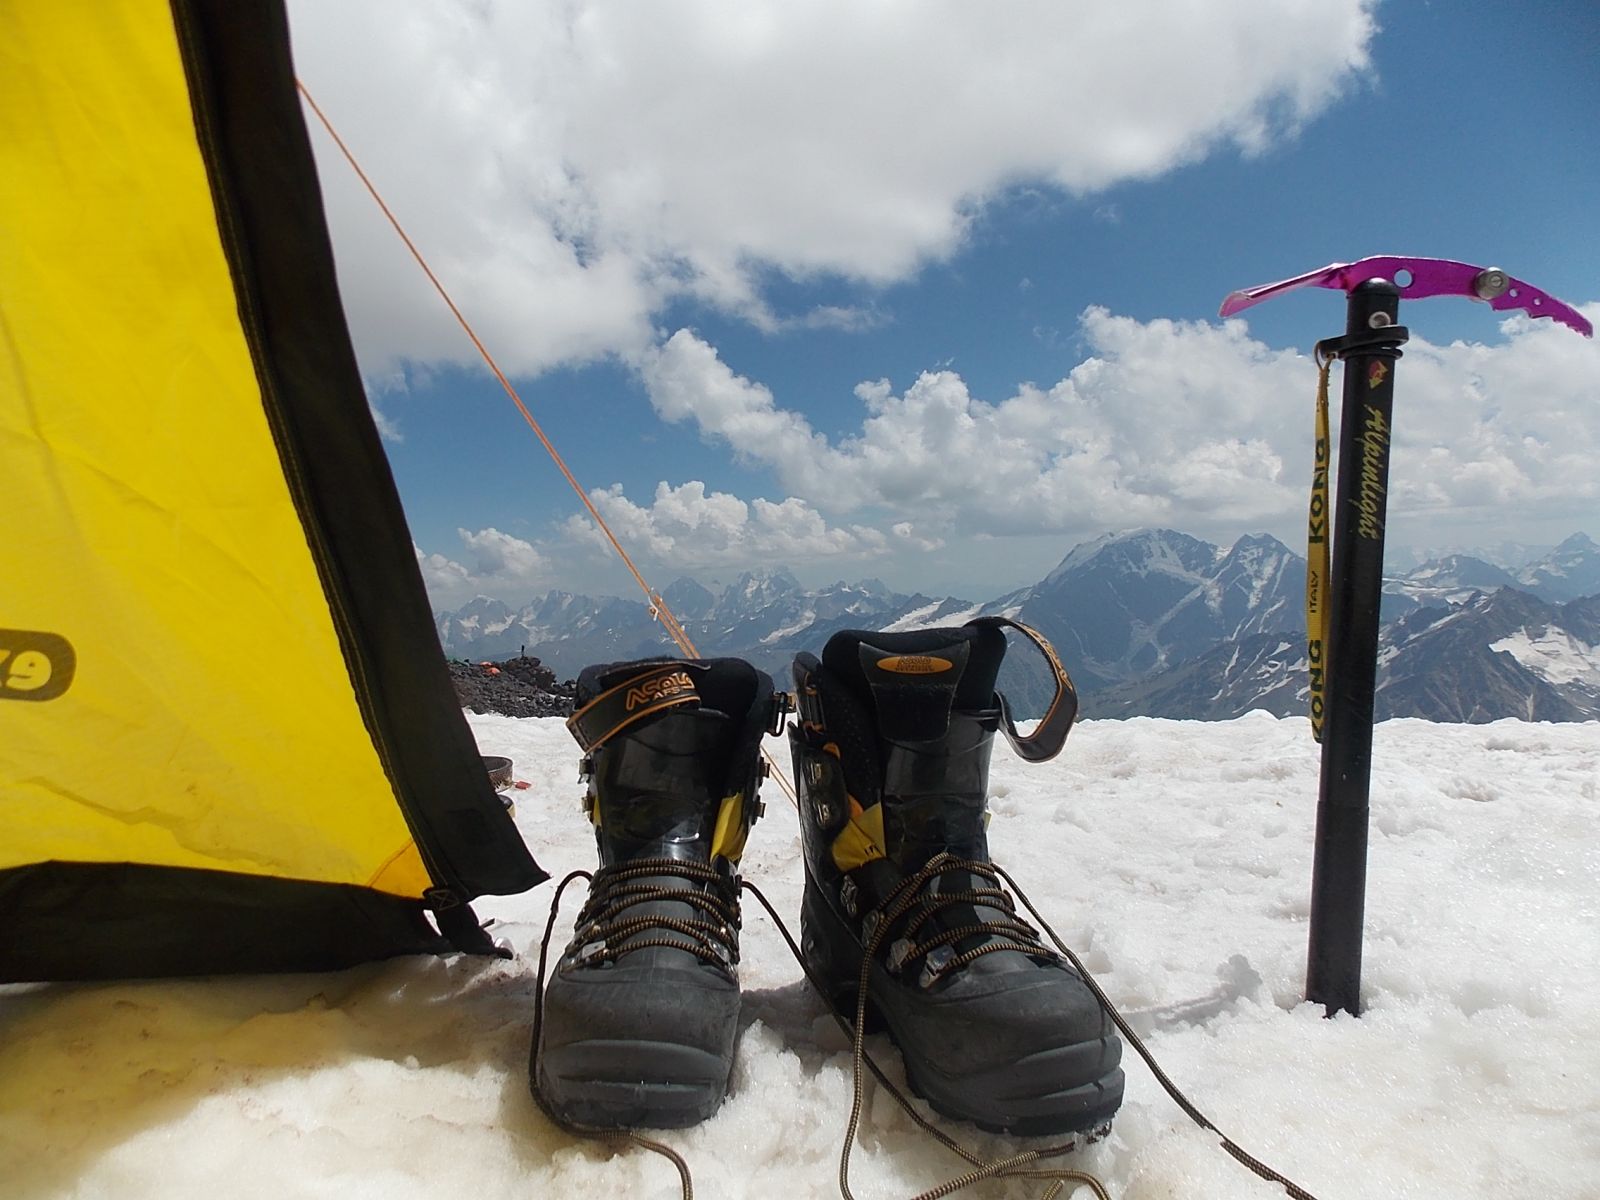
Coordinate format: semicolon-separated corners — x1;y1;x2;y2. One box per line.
0;0;545;981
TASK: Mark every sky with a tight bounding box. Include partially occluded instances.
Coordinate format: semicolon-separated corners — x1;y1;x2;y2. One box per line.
284;1;1600;612
3;712;1596;1198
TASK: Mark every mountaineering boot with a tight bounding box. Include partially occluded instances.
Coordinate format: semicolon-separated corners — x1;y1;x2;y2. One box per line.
534;657;786;1129
790;620;1124;1137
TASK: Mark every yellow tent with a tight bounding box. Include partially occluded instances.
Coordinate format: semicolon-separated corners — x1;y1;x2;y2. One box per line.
0;0;545;980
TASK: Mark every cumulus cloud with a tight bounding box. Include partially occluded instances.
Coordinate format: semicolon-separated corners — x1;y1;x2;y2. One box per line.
565;481;890;568
287;1;1376;377
1385;307;1600;527
634;306;1600;549
414;527;550;606
456;527;546;578
418;304;1597;599
415;545;471;594
893;522;946;553
367;397;403;443
636;331;854;501
637;311;1308;536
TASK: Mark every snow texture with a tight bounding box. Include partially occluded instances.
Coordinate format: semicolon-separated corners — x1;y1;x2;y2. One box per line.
2;713;1596;1199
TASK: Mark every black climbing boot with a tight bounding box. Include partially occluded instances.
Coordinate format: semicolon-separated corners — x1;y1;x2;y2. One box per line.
534;657;786;1129
790;620;1123;1137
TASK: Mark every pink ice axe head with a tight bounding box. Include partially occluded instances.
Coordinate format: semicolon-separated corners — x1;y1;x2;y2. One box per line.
1220;256;1592;337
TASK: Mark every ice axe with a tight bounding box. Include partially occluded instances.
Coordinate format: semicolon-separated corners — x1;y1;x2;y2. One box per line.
1219;256;1592;1017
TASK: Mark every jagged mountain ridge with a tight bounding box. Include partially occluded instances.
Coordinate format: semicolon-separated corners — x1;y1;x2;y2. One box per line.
1014;530;1303;685
434;528;1598;722
434;528;1305;692
1514;532;1600;601
1097;589;1600;723
1381;533;1600;619
435;569;981;683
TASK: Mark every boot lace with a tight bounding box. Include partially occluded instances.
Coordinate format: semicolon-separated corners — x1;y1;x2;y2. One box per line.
867;851;1054;986
563;857;741;968
531;860;1328;1200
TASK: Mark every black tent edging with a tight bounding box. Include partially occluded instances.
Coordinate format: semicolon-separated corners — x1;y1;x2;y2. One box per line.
1;862;451;981
169;0;547;907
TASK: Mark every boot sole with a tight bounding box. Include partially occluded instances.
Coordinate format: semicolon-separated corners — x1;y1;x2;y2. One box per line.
537;1038;732;1129
802;881;1124;1137
903;1053;1125;1137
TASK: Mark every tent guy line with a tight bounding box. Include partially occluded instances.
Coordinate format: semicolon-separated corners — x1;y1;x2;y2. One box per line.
295;77;800;810
294;80;696;657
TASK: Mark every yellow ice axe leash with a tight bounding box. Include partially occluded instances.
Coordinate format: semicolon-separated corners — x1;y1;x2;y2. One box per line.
1306;352;1333;742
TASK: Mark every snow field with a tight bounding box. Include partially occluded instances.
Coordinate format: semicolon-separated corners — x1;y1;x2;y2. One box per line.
0;713;1594;1198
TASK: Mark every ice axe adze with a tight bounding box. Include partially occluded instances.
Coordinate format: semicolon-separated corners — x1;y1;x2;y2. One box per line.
1219;256;1592;1017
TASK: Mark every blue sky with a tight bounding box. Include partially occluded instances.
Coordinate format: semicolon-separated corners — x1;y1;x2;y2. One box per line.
288;2;1598;610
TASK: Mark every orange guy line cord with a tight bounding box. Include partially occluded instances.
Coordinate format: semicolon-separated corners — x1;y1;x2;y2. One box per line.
296;81;797;808
294;80;683;650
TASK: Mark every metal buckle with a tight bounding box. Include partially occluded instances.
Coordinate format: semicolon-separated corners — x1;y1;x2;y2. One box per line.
768;692;794;736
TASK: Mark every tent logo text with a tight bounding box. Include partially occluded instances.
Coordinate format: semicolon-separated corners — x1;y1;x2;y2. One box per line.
0;630;76;702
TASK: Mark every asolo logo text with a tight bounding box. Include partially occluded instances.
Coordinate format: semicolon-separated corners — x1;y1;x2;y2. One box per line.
877;655;954;675
625;671;695;710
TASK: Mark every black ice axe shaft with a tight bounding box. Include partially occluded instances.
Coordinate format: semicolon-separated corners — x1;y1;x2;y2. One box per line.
1221;257;1592;1016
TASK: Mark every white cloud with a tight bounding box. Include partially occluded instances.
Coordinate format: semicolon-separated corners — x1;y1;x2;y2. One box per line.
636;331;855;501
287;1;1376;377
634;305;1600;550
636;311;1307;536
564;481;890;568
456;527;546;578
367;397;403;443
425;302;1599;602
414;528;550;607
1384;307;1600;529
415;545;471;592
893;522;946;553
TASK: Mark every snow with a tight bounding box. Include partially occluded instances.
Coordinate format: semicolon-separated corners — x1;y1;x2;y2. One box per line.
3;712;1597;1199
1209;646;1243;701
878;601;943;632
880;602;984;634
760;610;817;644
1241;564;1276;610
1045;532;1118;583
1491;629;1600;688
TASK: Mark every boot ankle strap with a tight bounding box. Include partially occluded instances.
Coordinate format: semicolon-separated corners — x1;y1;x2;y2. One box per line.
567;663;702;752
965;616;1079;762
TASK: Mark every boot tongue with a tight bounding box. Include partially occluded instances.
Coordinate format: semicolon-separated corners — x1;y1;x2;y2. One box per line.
822;623;1006;729
594;707;735;867
857;640;971;742
600;794;715;864
845;629;1003;869
881;710;995;868
823;627;1028;970
885;794;987;866
586;706;741;972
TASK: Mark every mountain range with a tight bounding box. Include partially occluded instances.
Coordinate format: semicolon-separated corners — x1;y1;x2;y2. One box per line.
435;530;1600;724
